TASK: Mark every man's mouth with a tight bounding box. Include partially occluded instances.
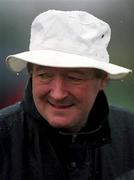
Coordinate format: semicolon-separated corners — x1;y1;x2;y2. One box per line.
48;101;74;109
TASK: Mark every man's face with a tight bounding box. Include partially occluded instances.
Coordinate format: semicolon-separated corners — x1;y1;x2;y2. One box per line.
32;65;107;132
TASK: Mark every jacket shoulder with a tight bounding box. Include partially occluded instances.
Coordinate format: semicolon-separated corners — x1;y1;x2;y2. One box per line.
109;105;134;125
109;105;134;134
108;105;134;154
0;102;23;132
0;102;22;118
101;106;134;179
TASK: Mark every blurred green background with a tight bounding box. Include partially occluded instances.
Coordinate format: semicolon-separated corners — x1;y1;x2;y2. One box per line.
0;0;134;111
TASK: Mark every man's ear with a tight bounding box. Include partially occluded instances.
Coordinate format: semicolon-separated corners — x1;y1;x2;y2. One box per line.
99;73;109;90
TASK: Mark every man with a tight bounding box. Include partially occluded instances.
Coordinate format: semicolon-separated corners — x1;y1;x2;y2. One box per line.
0;10;133;180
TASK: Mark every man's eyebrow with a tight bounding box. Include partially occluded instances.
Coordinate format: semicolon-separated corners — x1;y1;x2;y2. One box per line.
67;69;91;75
34;66;48;71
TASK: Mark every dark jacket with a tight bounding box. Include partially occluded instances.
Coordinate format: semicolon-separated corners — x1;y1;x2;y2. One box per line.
0;80;134;180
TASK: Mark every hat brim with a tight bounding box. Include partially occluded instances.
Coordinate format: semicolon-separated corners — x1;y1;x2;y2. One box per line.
6;50;131;79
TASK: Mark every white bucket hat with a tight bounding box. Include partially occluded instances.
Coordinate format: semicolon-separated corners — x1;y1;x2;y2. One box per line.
6;10;131;79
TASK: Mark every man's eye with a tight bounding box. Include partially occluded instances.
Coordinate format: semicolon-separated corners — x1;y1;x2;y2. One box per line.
38;73;53;81
67;76;84;83
39;73;52;77
68;76;81;80
66;73;91;84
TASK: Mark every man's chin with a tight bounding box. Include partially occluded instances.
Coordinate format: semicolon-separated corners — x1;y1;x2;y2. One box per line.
46;117;74;129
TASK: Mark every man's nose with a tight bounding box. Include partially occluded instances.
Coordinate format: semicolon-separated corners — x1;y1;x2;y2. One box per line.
49;77;68;100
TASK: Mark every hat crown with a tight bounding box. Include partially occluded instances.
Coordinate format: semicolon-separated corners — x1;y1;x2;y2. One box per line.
30;10;111;63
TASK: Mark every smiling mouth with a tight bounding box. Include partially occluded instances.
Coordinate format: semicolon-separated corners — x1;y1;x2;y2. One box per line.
48;101;74;109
